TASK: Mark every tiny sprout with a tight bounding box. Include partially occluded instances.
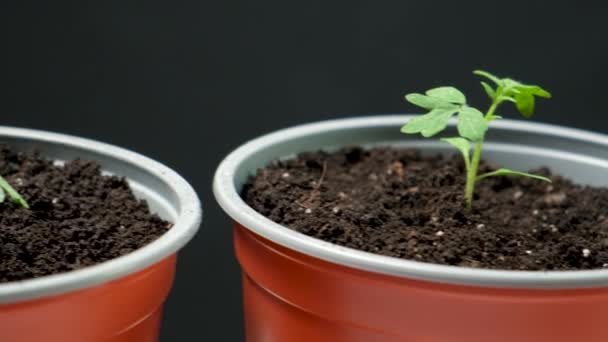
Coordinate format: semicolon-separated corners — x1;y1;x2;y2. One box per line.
402;70;552;210
0;175;29;208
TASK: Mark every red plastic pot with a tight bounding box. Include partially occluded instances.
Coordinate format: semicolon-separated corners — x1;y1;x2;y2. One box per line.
214;116;608;342
0;127;201;342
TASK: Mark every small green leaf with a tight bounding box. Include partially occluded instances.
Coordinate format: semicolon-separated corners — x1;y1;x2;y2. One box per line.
473;70;502;85
502;78;522;91
426;86;466;104
480;81;495;100
476;168;551;182
401;107;458;137
457;106;488;142
441;137;471;169
514;92;536;118
508;87;522;94
533;87;551;98
405;93;446;110
0;188;5;203
517;85;551;98
0;176;29;209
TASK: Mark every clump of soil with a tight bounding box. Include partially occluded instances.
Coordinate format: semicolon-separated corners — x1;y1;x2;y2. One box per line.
0;145;171;282
243;146;608;271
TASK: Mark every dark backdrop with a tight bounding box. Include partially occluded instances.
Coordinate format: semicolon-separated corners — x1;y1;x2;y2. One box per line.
1;1;607;340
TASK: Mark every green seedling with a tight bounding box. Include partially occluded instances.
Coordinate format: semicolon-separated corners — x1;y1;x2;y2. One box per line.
402;70;552;209
0;175;29;208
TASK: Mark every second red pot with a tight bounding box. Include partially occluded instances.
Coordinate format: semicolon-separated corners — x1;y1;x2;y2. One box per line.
214;116;608;341
0;127;202;342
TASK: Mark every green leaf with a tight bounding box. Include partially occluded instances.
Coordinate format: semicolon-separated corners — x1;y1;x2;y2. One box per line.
514;92;535;118
0;188;5;203
473;70;502;85
480;81;495;100
425;86;466;104
441;137;471;169
0;176;29;209
502;78;522;91
401;107;458;137
405;93;446;110
532;87;551;98
457;106;488;142
517;85;551;98
477;168;551;182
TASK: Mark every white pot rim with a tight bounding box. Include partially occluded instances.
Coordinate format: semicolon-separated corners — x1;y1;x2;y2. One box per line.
0;126;201;303
214;115;608;289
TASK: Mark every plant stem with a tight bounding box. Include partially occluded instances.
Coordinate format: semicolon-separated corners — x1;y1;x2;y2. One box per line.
464;142;482;209
464;100;500;210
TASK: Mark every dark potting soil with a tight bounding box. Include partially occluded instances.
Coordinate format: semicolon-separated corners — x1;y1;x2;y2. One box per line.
0;145;171;282
243;146;608;271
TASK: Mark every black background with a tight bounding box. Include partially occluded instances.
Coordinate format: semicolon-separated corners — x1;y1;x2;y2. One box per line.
1;1;607;340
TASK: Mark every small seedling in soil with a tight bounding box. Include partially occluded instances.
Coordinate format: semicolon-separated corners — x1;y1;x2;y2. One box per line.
0;145;171;282
0;174;28;208
401;70;552;209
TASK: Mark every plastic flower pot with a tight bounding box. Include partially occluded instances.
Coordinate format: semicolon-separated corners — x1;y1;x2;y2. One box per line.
0;127;201;342
214;116;608;342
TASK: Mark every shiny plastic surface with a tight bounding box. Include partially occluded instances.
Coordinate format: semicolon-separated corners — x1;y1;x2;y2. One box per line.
0;256;176;342
236;225;608;342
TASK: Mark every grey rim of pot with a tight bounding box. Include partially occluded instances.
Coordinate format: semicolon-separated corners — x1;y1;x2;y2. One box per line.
0;127;202;303
214;115;608;289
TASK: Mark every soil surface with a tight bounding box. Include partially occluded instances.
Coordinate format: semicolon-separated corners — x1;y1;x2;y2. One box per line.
0;145;171;282
243;146;608;271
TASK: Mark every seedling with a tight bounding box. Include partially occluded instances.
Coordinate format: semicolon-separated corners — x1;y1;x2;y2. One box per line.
0;175;29;208
402;70;552;209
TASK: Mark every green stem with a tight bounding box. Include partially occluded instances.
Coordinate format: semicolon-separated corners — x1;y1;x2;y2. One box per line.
464;100;500;210
464;142;482;209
